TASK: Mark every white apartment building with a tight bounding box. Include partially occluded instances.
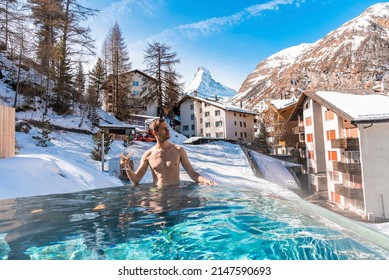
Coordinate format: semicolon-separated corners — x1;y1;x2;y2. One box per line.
104;69;158;117
290;91;389;221
179;94;257;143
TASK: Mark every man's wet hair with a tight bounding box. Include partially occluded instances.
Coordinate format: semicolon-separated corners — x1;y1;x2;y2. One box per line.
149;118;165;132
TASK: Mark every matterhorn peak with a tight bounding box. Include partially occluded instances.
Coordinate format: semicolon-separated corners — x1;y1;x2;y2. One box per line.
184;66;236;102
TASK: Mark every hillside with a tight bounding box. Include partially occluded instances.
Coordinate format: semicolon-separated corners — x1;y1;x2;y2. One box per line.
230;2;389;111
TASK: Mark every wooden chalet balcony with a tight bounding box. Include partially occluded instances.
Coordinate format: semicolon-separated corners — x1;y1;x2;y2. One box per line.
332;161;361;174
292;126;305;134
331;138;359;151
334;184;364;201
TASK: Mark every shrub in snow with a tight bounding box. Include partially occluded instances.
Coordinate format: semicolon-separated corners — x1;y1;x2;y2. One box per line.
32;114;52;147
91;129;114;161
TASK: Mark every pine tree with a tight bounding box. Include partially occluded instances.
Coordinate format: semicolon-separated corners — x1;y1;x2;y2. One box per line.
87;57;105;118
143;42;181;118
90;106;100;129
255;121;270;153
74;61;85;104
91;130;113;161
0;0;20;53
53;38;74;113
102;22;132;120
28;0;63;113
29;0;97;115
32;113;52;147
164;65;182;121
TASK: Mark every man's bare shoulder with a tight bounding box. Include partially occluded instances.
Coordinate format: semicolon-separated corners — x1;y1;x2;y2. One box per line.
142;148;153;158
171;144;184;151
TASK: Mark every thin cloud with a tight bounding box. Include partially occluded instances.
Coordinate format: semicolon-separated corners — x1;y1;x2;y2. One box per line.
174;0;305;39
99;0;162;20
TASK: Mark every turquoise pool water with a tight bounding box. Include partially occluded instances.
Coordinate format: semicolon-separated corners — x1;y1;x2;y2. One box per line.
1;183;388;260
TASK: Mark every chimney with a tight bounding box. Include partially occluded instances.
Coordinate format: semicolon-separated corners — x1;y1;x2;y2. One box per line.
240;101;242;108
194;90;198;97
215;94;218;101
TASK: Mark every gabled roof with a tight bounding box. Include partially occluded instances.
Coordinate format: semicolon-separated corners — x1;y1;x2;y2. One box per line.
129;69;157;82
179;95;257;115
289;91;389;123
105;69;157;83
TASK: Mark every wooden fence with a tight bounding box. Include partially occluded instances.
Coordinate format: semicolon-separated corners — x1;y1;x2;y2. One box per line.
0;104;15;158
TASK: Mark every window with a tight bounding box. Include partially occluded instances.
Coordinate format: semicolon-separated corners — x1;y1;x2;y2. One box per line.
205;122;211;128
350;174;362;188
142;77;147;82
235;132;238;136
215;121;223;127
133;81;139;86
183;125;189;131
305;101;310;110
200;118;203;124
191;124;195;130
206;133;211;137
305;117;312;126
326;130;336;141
240;122;242;127
346;151;360;163
204;103;208;107
200;108;202;113
306;133;313;142
205;111;210;117
200;129;203;135
325;110;335;121
215;110;221;116
240;132;243;138
330;171;340;182
244;132;247;138
191;114;194;120
132;90;140;95
328;151;338;161
244;122;246;128
190;104;194;110
308;150;314;159
234;121;237;126
216;132;223;138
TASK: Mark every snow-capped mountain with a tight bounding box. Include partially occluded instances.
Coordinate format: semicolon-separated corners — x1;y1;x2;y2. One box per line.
230;2;389;111
184;66;236;102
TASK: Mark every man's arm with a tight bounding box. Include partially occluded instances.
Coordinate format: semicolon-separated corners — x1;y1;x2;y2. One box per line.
178;146;217;186
120;152;149;185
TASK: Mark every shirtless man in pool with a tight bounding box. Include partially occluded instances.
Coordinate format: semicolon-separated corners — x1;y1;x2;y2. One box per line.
120;118;217;187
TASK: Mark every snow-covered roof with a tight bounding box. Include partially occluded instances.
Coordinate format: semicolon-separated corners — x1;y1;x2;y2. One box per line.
180;95;257;115
315;91;389;122
269;97;297;110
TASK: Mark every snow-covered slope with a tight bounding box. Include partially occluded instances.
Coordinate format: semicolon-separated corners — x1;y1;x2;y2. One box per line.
184;66;236;102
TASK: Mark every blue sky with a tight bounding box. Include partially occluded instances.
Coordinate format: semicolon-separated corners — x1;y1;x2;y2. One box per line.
82;0;385;91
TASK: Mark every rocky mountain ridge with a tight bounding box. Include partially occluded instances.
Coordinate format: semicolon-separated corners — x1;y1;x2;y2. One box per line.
230;2;389;111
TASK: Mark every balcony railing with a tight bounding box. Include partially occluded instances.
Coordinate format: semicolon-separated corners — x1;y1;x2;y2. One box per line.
292;126;305;134
334;184;364;201
332;161;361;174
331;138;359;151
